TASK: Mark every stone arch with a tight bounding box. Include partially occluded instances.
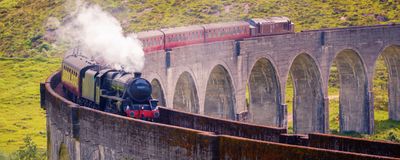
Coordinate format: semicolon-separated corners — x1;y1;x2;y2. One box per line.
59;142;70;160
248;58;281;126
173;71;200;113
376;45;400;121
332;49;368;133
151;79;166;107
288;53;325;134
204;65;236;120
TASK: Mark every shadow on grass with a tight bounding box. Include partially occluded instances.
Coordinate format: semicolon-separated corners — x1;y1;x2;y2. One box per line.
0;152;8;160
374;119;400;135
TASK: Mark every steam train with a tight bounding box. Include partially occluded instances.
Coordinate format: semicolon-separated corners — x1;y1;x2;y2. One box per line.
137;17;294;53
61;51;159;120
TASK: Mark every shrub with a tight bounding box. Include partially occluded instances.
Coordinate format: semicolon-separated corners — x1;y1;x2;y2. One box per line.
387;131;400;143
10;136;46;160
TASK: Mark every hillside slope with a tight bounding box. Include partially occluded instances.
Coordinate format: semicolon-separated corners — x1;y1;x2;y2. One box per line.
0;0;399;57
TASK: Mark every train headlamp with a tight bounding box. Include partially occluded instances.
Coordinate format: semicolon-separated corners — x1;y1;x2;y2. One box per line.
154;112;160;118
130;112;134;118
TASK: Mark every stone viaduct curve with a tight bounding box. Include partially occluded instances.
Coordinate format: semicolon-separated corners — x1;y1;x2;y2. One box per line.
141;24;400;134
41;72;400;159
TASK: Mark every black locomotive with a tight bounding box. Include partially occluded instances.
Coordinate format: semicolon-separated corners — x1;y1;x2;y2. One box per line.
61;50;159;120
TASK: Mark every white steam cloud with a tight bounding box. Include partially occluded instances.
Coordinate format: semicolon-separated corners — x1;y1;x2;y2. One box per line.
57;3;144;72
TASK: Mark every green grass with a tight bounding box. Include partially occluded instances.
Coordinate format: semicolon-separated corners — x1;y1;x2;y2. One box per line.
0;0;65;57
0;57;60;157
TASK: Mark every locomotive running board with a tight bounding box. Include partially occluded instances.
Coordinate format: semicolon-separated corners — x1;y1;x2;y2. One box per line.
100;94;127;102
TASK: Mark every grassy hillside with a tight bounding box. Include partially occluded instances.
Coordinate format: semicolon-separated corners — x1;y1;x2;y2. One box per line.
0;0;65;57
0;0;399;157
0;57;60;157
1;0;400;57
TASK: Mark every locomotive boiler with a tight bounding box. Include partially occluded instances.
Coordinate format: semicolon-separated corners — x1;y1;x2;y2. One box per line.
61;52;159;120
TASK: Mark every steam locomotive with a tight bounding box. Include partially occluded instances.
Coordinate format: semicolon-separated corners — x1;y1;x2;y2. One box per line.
61;50;159;120
137;16;294;53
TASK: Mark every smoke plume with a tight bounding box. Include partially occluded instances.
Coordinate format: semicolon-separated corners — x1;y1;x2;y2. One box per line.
57;3;144;72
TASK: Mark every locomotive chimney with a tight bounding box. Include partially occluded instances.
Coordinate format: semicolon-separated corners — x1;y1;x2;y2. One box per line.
134;72;142;78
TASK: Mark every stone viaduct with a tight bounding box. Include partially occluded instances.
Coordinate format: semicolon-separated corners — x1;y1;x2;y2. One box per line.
141;24;400;134
42;72;400;159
